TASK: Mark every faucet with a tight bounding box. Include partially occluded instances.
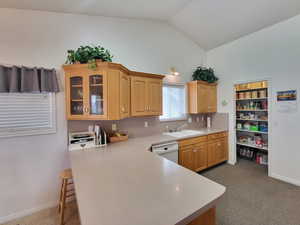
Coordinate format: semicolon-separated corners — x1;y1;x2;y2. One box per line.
167;123;187;132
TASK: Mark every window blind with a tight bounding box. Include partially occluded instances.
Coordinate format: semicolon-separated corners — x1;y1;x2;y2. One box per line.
0;93;56;137
160;84;186;121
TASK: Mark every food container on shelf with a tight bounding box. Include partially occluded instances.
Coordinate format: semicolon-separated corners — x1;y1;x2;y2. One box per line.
259;124;268;132
237;123;243;129
259;89;267;98
243;122;251;130
238;92;245;99
245;91;251;99
251;91;258;99
250;125;259;131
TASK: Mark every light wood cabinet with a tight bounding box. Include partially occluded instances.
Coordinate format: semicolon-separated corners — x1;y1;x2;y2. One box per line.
179;146;194;171
64;62;130;120
131;73;163;117
64;62;164;120
207;134;228;167
188;80;217;113
179;132;228;172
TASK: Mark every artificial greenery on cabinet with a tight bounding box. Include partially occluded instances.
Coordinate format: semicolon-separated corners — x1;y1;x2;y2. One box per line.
65;45;113;70
192;66;218;83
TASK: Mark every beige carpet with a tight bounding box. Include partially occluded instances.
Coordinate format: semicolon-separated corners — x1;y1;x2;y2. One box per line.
2;159;300;225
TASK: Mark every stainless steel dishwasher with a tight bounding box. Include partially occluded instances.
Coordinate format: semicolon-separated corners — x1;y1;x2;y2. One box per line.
152;142;179;163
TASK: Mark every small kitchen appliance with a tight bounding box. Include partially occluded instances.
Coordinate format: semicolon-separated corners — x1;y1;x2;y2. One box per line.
68;132;96;151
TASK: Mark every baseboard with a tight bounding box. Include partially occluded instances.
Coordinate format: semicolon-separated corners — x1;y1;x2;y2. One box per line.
270;173;300;187
227;159;236;165
0;201;57;224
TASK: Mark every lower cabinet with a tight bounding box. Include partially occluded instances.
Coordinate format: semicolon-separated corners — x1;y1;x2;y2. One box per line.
179;132;228;172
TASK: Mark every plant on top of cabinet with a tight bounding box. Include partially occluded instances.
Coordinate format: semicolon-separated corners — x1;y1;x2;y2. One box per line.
192;66;218;83
65;45;113;70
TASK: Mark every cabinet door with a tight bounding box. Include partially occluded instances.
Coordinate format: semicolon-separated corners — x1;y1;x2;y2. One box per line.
215;138;228;163
179;146;194;171
86;72;107;119
197;84;209;113
207;85;217;113
194;143;208;172
66;74;86;120
147;78;162;115
207;142;217;167
131;76;148;116
120;72;130;118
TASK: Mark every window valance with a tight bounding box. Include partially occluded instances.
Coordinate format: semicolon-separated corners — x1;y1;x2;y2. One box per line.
0;65;60;93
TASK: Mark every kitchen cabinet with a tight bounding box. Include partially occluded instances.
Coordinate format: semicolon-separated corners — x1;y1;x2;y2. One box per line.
207;134;228;167
64;62;130;120
64;62;164;120
179;136;208;172
188;80;217;113
179;132;228;172
131;73;163;116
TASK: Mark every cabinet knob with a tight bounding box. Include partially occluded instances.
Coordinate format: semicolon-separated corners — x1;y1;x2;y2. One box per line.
121;106;125;112
193;149;196;153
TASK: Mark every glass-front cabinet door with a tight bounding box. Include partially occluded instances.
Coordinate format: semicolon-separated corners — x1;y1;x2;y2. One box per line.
86;72;107;119
68;75;85;119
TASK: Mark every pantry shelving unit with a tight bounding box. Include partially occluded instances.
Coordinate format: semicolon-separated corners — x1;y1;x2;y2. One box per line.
235;81;269;166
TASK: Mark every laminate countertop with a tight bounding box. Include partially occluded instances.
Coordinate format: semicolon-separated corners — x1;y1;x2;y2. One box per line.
70;128;227;225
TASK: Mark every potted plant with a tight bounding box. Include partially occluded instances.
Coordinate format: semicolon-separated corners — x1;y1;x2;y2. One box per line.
192;66;218;83
65;45;113;70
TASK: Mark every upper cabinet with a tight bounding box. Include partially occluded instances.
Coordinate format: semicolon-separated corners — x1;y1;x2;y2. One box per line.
187;80;217;114
64;62;163;120
131;72;163;117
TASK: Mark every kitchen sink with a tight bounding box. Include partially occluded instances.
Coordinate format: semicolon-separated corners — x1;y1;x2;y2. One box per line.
163;130;205;138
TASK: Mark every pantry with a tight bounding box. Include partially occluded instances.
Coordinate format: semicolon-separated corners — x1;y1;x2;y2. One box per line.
235;81;269;167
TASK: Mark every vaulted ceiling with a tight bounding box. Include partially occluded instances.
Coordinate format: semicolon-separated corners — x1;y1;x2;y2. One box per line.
2;0;300;50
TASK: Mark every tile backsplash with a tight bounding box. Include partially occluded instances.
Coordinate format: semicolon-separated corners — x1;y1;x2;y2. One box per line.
68;113;228;138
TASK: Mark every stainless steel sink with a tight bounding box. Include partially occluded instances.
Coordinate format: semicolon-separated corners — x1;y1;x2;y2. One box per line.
163;130;205;138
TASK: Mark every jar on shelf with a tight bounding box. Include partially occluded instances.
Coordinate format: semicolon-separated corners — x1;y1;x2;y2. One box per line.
245;91;251;99
259;89;267;98
238;92;245;99
251;91;258;99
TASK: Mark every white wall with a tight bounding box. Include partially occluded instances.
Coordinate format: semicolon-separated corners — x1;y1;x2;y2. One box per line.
207;15;300;186
0;8;205;222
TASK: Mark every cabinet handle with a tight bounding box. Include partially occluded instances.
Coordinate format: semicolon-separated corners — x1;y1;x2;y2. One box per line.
121;106;125;112
217;143;221;146
85;106;89;113
193;150;196;153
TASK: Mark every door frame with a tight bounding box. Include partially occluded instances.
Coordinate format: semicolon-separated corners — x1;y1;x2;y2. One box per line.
232;77;273;176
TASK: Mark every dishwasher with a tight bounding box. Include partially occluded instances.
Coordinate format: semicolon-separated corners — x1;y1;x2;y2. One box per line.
152;142;179;164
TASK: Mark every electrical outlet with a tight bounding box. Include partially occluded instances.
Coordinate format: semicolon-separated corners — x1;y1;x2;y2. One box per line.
188;117;192;123
144;121;148;128
112;123;117;131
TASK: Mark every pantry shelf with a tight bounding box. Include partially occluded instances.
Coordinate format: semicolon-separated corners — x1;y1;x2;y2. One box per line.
236;118;268;122
237;142;268;151
235;80;269;167
236;97;268;101
236;129;268;134
237;109;268;112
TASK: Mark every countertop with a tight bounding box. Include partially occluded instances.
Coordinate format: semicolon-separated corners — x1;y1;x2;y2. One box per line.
70;128;227;225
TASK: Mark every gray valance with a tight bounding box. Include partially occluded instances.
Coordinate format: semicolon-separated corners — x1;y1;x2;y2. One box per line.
0;65;60;93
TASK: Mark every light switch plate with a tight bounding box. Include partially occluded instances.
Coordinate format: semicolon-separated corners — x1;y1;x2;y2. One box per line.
144;121;148;128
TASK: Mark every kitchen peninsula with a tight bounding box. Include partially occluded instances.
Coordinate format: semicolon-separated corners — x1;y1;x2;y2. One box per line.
70;129;226;225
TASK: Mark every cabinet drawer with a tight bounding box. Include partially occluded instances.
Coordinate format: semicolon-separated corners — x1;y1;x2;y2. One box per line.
179;136;207;148
208;132;227;140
